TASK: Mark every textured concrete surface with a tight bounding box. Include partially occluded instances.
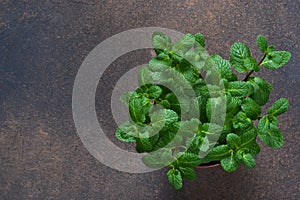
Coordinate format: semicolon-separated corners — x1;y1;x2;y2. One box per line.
0;0;299;199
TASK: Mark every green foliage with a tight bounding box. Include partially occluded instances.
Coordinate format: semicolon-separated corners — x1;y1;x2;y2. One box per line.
257;35;268;53
115;121;137;142
230;42;259;72
167;169;182;190
267;98;289;116
257;116;284;148
262;51;291;69
221;153;239;172
115;32;291;189
248;77;273;106
242;153;256;168
241;98;262;120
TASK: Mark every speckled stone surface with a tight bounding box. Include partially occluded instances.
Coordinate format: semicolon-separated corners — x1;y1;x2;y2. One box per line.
0;0;299;199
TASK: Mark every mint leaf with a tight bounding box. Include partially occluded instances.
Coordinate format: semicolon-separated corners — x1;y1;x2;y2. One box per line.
206;145;230;161
210;55;234;80
173;33;195;55
267;98;289;116
257;35;268;53
226;81;250;97
179;118;201;137
242;153;256;168
167;169;182;190
230;42;251;73
129;97;148;123
152;32;172;51
115;121;136;142
146;85;163;99
249;77;272;106
120;91;138;106
226;133;241;149
129;95;153;124
179;167;196;180
240;128;257;147
149;58;170;72
194;33;205;47
150;109;178;131
186;134;203;154
176;153;201;167
244;56;259;71
267;45;275;52
154;122;179;149
226;96;242;116
241;98;262;120
136;134;153;153
138;66;154;85
257;116;284;148
233;111;253;130
142;148;174;168
262;51;291;69
221;154;239;172
247;141;261;156
200;123;223;140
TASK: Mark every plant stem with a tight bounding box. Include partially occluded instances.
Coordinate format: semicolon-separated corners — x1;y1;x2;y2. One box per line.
243;54;267;81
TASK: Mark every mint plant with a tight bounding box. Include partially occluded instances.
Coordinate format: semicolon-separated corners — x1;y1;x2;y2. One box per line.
115;32;291;189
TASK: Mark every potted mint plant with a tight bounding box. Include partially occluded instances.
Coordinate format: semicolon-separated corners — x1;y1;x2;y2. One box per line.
115;32;291;189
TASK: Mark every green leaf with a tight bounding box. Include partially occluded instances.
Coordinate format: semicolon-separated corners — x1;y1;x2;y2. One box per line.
247;141;261;156
152;32;172;51
206;145;230;161
226;133;241;149
226;81;250;97
179;167;196;180
179;118;201;137
150;109;178;131
242;153;256;168
230;42;251;73
136;131;153;153
244;56;259;71
146;85;163;99
226;95;242;116
129;97;148;123
115;122;136;142
176;153;201;167
233;112;253;130
249;77;272;106
240;128;257;147
206;96;227;122
257;116;284;148
210;55;234;80
257;35;268;53
173;33;195;55
200;123;223;142
154;122;179;149
129;98;146;123
142;148;174;168
241;98;262;120
120;91;138;106
262;51;291;69
148;58;170;72
194;33;205;47
221;154;240;172
138;66;154;85
167;169;182;190
267;98;289;116
267;45;275;52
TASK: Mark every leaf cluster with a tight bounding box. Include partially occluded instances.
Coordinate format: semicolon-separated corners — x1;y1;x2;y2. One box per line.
115;33;291;189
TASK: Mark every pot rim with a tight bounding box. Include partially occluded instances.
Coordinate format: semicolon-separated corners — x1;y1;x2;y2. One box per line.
196;162;220;169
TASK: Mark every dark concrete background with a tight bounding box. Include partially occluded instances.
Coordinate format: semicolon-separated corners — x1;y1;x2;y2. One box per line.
0;0;299;199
